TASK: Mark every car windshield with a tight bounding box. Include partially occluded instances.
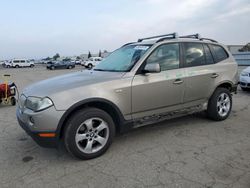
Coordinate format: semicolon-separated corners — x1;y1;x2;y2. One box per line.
94;45;151;72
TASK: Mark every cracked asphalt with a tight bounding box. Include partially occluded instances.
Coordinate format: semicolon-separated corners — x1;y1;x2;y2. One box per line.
0;65;250;188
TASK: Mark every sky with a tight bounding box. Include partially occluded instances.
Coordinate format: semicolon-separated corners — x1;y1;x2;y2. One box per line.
0;0;249;59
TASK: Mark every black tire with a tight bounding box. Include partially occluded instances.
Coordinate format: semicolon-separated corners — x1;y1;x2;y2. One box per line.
88;64;93;69
207;88;232;121
68;65;72;69
64;108;115;160
7;65;10;68
51;66;55;70
11;97;16;106
15;65;19;68
30;64;34;68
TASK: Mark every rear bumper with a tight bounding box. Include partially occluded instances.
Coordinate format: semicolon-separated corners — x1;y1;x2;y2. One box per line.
17;115;58;148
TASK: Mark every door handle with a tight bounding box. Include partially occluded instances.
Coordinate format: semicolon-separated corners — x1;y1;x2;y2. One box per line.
211;73;219;78
173;79;183;84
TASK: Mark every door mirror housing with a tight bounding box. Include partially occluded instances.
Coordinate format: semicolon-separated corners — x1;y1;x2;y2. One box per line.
143;63;161;74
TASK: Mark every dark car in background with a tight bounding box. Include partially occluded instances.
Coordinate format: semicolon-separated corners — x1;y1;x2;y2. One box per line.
46;61;75;70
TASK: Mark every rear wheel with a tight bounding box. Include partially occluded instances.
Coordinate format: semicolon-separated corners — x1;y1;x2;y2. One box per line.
207;88;232;121
15;65;19;68
11;97;16;106
51;66;55;70
64;108;115;160
88;64;93;69
68;65;72;69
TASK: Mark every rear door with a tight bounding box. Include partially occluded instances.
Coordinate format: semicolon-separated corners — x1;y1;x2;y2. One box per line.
132;43;185;119
182;42;216;103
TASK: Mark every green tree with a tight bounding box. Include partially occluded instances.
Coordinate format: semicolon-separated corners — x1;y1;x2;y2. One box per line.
239;43;250;52
88;51;92;59
53;53;60;60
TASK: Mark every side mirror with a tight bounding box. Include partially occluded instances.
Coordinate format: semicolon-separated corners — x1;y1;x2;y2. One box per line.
143;63;161;74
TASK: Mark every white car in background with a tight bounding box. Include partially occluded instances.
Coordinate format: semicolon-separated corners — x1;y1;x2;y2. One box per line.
9;59;35;68
81;57;103;68
239;66;250;91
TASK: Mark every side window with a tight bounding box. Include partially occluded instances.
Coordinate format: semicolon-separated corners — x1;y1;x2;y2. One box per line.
13;60;19;63
203;44;214;64
146;43;180;71
183;42;205;67
210;44;228;62
21;60;25;63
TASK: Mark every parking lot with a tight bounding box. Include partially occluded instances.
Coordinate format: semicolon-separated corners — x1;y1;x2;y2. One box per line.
0;65;250;188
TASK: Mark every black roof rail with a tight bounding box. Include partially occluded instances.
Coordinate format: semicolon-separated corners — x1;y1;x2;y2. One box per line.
179;33;218;43
179;33;201;39
137;32;178;42
200;38;218;43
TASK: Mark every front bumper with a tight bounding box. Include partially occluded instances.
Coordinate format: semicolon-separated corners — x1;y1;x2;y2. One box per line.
17;116;58;148
16;106;64;148
239;76;250;88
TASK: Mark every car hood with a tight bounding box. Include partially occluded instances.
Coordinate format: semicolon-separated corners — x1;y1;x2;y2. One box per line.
23;70;125;97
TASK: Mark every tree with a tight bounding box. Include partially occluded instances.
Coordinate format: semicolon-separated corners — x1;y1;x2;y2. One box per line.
239;43;250;52
98;50;102;57
44;57;51;61
53;53;60;60
88;51;92;59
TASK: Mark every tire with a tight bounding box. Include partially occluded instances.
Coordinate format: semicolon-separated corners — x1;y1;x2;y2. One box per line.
7;65;10;68
15;65;19;68
207;88;232;121
64;108;115;160
51;66;55;70
68;65;72;69
30;64;34;68
11;97;16;106
88;64;93;69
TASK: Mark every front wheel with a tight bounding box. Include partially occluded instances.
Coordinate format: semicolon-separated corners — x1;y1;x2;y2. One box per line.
207;88;232;121
64;108;115;160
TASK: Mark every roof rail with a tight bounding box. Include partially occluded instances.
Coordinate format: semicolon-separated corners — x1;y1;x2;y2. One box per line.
137;32;178;42
179;33;201;39
200;38;218;43
180;33;217;43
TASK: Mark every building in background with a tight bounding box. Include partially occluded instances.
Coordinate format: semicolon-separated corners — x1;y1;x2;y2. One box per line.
227;45;250;66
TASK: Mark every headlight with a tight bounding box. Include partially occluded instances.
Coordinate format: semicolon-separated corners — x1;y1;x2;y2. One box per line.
241;71;249;77
25;97;53;112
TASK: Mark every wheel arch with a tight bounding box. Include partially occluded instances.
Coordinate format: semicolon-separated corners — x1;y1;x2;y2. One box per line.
56;98;127;139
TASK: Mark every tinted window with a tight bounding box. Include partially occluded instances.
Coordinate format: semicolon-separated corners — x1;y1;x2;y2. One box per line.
13;60;19;63
203;44;214;64
20;60;25;63
184;43;205;67
146;43;179;71
211;44;228;62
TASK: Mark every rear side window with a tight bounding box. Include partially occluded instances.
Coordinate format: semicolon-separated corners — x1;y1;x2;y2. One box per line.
210;44;228;62
183;42;206;67
203;44;214;64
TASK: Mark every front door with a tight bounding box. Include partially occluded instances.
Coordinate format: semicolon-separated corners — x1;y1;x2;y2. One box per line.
131;43;185;119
